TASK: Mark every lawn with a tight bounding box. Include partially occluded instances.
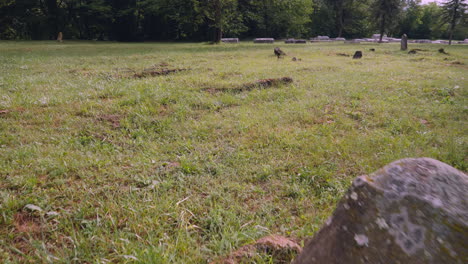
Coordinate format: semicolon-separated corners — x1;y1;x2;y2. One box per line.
0;41;466;263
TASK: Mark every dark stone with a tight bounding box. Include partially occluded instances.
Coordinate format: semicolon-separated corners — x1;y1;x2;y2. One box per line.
369;48;375;52
352;51;363;59
438;48;448;54
293;158;468;264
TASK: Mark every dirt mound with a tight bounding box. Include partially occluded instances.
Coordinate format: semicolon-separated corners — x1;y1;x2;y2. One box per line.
336;53;350;57
133;68;188;78
211;235;302;264
204;77;293;94
98;114;122;128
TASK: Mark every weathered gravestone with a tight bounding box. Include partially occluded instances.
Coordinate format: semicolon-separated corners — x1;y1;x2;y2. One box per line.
221;38;239;43
294;39;307;44
401;34;408;51
57;32;63;42
345;39;361;44
293;158;468;264
254;38;275;44
415;39;432;44
285;39;307;44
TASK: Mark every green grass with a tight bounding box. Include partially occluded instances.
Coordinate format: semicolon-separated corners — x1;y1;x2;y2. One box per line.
0;41;466;263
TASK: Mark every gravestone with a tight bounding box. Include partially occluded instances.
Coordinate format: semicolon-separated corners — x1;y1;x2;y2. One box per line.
285;39;307;44
352;51;362;59
345;39;361;44
387;38;402;43
372;34;387;39
254;38;274;44
401;34;408;51
415;39;431;43
57;32;63;42
221;38;239;43
294;39;307;44
310;36;331;42
293;158;468;264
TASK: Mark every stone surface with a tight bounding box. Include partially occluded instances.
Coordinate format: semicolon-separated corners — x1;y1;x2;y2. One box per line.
221;38;239;43
293;158;468;264
401;34;408;51
254;38;274;43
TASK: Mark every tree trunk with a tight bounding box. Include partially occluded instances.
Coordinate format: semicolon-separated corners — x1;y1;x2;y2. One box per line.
379;15;385;43
337;8;344;38
213;0;222;43
448;0;459;46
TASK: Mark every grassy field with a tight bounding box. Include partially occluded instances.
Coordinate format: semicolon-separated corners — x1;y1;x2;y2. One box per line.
0;41;466;263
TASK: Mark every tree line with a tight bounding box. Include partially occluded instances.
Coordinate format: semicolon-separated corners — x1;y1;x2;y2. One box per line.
0;0;466;42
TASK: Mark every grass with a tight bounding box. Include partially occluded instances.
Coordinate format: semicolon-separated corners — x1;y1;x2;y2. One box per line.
0;40;466;263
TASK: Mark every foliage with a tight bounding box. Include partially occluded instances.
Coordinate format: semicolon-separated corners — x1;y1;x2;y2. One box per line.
372;0;404;41
440;0;468;44
0;0;465;40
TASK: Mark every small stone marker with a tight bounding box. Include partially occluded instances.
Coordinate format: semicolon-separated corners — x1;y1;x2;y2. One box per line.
401;34;408;51
57;32;63;42
352;51;362;59
221;38;239;43
293;158;468;264
254;38;274;44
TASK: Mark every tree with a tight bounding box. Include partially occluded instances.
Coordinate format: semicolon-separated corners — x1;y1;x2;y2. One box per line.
203;0;243;43
372;0;403;42
441;0;467;45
